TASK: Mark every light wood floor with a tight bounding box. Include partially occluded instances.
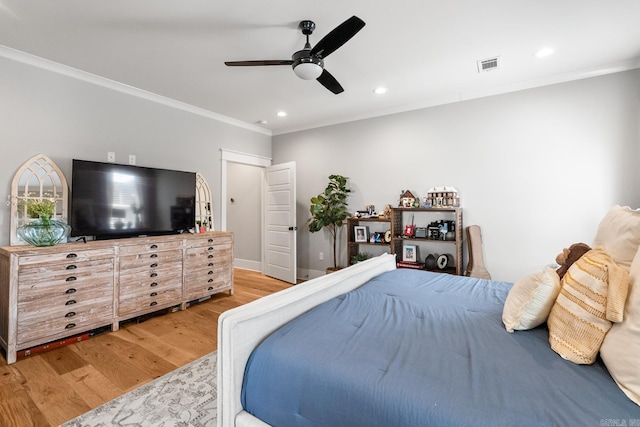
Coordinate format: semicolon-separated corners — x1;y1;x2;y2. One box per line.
0;269;291;427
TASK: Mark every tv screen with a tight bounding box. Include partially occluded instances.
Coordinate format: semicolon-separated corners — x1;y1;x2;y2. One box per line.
70;159;196;238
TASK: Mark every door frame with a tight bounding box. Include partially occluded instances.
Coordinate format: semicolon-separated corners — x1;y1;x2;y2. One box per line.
220;149;272;270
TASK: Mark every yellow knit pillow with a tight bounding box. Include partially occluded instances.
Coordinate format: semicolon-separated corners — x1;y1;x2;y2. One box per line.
547;247;629;364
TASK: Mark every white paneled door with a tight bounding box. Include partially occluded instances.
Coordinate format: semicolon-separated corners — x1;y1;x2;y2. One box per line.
263;162;297;283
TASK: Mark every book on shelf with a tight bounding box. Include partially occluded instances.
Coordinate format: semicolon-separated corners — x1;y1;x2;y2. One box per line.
396;261;424;270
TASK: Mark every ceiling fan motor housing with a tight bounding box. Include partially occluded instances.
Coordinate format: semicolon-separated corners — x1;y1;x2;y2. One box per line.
292;50;323;80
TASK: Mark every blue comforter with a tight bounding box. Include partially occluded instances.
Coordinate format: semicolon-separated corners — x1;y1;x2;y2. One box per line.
242;269;640;426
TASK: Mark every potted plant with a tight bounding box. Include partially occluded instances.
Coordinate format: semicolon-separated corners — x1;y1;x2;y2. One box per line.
351;252;372;264
17;199;70;246
308;174;351;272
25;199;56;224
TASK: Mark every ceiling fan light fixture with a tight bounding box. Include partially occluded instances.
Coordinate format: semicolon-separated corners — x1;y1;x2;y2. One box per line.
293;61;323;80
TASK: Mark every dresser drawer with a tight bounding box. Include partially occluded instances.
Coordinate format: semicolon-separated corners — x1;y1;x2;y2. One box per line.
19;285;113;314
17;300;113;346
17;248;115;266
186;235;232;249
184;265;231;299
119;268;182;294
184;244;232;268
18;292;113;322
18;260;114;301
118;240;183;256
184;253;232;274
119;249;182;272
185;264;231;284
119;287;181;317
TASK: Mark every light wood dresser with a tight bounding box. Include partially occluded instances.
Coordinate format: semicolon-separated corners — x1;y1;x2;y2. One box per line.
0;231;233;364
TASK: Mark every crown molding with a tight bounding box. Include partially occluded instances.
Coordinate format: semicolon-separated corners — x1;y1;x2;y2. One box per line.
273;58;640;136
0;44;271;137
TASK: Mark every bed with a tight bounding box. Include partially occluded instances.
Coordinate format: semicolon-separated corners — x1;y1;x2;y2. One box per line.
218;207;640;426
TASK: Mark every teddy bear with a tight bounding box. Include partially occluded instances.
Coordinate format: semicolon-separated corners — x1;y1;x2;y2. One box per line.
555;242;592;279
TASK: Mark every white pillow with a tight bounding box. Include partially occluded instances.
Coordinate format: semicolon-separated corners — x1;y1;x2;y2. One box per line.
593;205;640;272
601;245;640;405
502;267;561;333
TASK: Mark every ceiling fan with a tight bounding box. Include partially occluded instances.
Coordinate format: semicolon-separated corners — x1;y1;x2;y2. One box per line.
224;16;365;94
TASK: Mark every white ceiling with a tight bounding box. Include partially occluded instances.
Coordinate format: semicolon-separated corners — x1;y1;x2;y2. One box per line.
2;1;640;135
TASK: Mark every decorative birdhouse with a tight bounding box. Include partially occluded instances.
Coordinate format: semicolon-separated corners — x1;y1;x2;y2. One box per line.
425;187;460;208
399;190;417;208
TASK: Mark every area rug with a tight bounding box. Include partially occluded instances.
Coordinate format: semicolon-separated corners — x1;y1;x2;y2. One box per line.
62;351;217;427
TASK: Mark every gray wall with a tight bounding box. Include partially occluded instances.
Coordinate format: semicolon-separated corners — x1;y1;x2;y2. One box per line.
0;53;271;246
227;162;262;268
273;69;640;282
3;49;639;284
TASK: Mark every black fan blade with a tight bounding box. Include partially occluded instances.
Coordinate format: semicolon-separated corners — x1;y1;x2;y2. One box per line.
225;60;293;66
317;69;344;94
310;16;365;59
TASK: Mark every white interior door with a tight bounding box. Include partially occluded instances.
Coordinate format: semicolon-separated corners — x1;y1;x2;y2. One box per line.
263;162;297;283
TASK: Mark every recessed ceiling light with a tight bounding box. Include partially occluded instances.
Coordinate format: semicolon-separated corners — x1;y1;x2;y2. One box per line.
257;120;268;125
277;111;287;117
535;47;554;58
374;87;387;95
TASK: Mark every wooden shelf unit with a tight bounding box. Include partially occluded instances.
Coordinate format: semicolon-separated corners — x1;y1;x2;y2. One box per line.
346;217;392;266
0;231;233;364
390;207;463;275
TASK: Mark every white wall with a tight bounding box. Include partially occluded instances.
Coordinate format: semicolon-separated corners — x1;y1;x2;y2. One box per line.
0;52;271;246
273;69;640;282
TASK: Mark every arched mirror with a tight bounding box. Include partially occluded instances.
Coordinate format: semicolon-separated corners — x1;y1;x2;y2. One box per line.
10;154;68;245
195;172;214;231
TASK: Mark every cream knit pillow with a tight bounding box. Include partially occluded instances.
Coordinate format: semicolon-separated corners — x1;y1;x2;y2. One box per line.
593;205;640;272
502;267;561;333
547;247;629;364
600;246;640;405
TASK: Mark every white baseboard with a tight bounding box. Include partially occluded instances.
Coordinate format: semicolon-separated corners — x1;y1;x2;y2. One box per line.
233;258;262;272
233;259;325;283
295;268;326;282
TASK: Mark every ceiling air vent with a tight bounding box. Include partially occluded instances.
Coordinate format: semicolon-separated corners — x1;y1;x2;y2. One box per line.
477;56;500;73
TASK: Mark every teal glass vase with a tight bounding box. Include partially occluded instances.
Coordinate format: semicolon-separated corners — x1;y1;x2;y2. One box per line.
17;217;71;246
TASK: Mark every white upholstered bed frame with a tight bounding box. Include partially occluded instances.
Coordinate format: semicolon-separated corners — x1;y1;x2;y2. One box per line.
217;253;397;427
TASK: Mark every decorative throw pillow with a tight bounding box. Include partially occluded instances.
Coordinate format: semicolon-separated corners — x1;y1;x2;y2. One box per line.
502;267;561;333
547;247;629;364
593;205;640;271
600;246;640;405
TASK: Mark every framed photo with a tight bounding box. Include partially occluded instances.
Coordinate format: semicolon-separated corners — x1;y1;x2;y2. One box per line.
403;244;418;262
354;226;368;242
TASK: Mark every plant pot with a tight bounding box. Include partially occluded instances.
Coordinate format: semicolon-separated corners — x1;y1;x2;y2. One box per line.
17;218;71;246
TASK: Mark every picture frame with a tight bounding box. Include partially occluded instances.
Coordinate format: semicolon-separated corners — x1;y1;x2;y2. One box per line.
403;244;418;262
354;226;368;242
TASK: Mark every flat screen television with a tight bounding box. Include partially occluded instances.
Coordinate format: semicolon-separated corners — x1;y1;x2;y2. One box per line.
70;159;196;239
